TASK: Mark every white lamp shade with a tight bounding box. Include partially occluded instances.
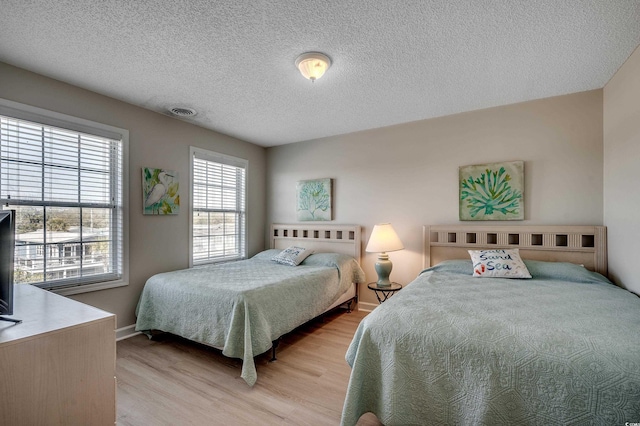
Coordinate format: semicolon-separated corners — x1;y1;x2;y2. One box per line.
295;52;331;81
365;223;404;253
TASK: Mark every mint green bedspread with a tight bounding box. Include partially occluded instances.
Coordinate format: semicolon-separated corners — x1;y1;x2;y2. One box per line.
342;260;640;425
136;250;364;386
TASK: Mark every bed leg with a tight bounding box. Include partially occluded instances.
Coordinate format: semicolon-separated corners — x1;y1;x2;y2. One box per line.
347;297;356;313
270;339;280;362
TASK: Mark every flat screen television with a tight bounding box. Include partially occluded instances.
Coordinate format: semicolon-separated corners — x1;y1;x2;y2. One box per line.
0;210;21;323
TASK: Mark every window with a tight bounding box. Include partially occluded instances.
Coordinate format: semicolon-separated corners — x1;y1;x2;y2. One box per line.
0;99;128;294
190;147;247;265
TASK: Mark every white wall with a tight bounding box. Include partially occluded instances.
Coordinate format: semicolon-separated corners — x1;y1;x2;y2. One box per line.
267;90;604;307
604;45;640;295
0;62;267;327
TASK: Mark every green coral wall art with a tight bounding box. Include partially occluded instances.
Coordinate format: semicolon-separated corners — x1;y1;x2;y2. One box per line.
143;167;180;215
459;161;524;221
297;178;332;221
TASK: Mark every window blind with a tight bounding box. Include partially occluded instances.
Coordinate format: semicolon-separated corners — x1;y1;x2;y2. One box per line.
191;149;247;264
0;114;124;289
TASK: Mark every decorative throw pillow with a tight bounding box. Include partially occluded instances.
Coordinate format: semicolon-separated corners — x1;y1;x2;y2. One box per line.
468;249;531;278
272;246;313;266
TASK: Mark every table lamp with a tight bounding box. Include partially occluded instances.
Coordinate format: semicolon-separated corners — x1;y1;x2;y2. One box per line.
365;223;404;287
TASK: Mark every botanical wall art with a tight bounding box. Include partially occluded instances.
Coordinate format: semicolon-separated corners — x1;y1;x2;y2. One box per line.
143;167;180;215
296;178;332;221
459;161;524;221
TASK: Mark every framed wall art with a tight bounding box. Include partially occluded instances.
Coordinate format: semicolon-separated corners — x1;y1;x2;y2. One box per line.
143;167;180;215
459;161;524;221
296;178;332;221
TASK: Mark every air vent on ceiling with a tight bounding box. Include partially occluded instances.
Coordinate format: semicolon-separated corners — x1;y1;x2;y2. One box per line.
168;106;197;117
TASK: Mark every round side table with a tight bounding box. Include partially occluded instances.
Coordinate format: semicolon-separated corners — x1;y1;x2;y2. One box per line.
367;282;402;303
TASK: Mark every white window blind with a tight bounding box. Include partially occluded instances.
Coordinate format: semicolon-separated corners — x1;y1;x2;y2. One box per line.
0;113;125;290
191;148;247;265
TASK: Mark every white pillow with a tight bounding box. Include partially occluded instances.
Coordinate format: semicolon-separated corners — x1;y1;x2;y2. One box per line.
272;246;313;266
468;249;531;278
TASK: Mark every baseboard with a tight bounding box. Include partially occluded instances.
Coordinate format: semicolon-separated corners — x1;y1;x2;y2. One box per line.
357;301;378;312
116;324;141;341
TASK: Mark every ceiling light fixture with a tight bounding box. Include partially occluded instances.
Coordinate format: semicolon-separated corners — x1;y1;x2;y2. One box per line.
295;52;331;82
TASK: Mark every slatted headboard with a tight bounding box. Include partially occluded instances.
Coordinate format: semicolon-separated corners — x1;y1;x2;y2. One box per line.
270;224;361;262
424;225;607;275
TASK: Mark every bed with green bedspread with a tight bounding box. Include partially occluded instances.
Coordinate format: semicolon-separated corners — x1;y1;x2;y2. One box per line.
136;250;364;386
341;260;640;425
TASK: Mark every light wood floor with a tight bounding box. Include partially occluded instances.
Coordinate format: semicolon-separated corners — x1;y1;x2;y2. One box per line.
116;308;382;426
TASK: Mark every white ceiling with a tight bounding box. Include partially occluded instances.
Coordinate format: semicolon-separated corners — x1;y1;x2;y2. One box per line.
1;1;639;147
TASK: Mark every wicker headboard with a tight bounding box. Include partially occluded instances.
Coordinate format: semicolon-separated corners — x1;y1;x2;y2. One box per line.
270;224;361;262
424;225;607;276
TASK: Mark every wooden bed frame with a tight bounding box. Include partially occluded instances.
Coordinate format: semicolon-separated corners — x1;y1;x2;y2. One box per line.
423;224;607;276
270;223;362;312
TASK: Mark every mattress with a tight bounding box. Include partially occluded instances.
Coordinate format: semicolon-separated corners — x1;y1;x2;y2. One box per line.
136;249;365;386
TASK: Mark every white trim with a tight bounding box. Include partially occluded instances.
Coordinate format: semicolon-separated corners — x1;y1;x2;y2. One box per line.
358;301;378;312
53;278;128;296
0;98;125;140
0;97;130;292
191;146;249;169
116;324;142;341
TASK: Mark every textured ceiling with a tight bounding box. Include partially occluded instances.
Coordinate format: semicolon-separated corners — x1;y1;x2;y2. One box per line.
1;1;639;147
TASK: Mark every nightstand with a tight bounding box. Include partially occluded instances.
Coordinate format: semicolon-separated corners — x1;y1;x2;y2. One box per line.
367;282;402;303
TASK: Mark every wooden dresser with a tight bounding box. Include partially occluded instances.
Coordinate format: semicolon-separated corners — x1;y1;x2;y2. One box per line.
0;284;116;425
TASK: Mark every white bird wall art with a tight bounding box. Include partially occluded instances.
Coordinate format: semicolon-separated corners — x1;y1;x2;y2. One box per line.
142;167;180;215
